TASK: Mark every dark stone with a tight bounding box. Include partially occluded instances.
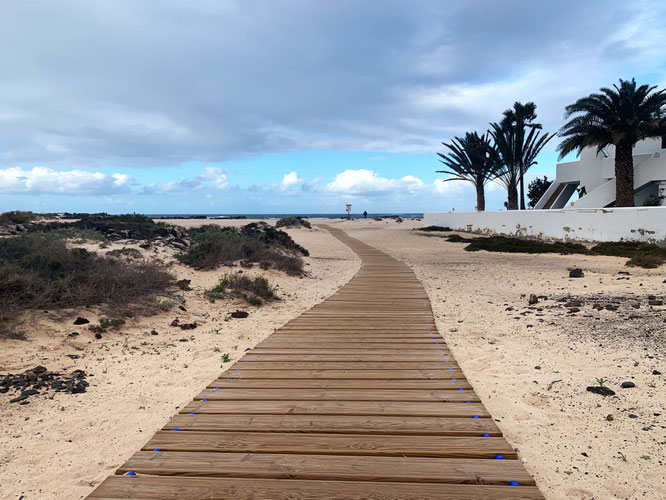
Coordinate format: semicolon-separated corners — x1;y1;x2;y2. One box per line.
621;381;635;388
565;300;584;307
535;366;541;370
179;338;189;342
66;354;80;359
73;317;90;325
150;330;159;336
586;386;616;396
592;303;603;310
653;370;661;375
170;319;180;327
528;294;539;305
569;269;584;278
581;452;589;457
94;333;102;340
176;279;192;291
628;414;638;419
606;414;614;421
648;299;663;306
178;305;187;312
230;310;249;319
68;332;80;337
178;322;197;330
604;304;619;311
568;308;581;313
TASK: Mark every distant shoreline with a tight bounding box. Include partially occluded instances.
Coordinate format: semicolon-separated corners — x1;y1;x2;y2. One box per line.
148;213;424;220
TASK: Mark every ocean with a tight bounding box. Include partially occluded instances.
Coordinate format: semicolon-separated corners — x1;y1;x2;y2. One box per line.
147;213;423;220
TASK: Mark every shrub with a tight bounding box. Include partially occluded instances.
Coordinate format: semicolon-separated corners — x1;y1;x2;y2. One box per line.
205;274;278;306
417;226;452;232
0;211;37;225
106;247;143;259
0;234;174;335
464;236;588;255
275;216;312;229
30;213;173;240
591;242;666;268
177;223;307;275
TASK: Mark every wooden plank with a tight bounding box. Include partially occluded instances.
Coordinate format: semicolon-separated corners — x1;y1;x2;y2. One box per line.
254;342;448;349
208;378;473;390
220;369;465;379
181;401;489;417
118;451;535;485
241;354;455;362
143;431;516;458
163;414;501;435
89;476;544;499
229;361;456;370
195;389;480;402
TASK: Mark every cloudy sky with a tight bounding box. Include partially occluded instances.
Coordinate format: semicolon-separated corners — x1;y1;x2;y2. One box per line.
1;0;665;214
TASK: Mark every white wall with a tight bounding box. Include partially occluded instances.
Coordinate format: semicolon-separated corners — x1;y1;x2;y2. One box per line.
424;207;666;243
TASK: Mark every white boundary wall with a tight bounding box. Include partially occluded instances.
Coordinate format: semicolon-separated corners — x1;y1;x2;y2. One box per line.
424;207;666;243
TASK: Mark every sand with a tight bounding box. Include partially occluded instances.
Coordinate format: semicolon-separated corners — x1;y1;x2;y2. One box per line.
0;220;359;499
1;217;664;499
334;217;665;500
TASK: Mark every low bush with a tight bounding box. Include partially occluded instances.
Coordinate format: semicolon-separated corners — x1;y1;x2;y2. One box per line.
591;242;666;269
0;211;37;225
177;223;307;275
0;233;174;336
275;216;312;229
463;236;588;255
417;226;452;232
31;213;174;241
106;247;143;259
205;274;278;306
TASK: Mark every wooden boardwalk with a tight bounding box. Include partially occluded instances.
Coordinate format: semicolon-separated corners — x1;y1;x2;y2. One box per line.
89;226;543;499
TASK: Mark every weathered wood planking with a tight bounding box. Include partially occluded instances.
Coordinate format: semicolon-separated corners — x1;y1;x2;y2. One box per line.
88;225;542;499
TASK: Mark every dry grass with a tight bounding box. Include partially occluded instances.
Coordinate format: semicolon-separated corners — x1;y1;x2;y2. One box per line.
205;273;278;306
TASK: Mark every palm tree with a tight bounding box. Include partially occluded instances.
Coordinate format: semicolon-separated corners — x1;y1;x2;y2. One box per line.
558;78;666;207
436;132;500;211
500;102;542;209
490;122;554;210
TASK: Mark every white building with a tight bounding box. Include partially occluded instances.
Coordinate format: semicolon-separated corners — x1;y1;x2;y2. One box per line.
535;138;666;209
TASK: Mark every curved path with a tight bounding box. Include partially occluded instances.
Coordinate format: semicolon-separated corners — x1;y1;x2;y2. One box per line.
89;226;542;499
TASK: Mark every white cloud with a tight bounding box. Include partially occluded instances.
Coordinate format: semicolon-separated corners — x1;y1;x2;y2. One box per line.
160;167;228;193
275;171;304;191
0;166;133;195
325;169;425;197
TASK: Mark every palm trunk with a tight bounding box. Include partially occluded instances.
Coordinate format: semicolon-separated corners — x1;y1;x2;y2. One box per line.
475;184;485;211
507;183;519;210
519;176;526;210
615;141;634;207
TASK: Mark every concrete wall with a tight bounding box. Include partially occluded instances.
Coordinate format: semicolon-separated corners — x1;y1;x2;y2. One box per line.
424;207;666;243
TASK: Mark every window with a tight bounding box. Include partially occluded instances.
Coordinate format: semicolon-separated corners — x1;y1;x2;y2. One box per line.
661;136;666;149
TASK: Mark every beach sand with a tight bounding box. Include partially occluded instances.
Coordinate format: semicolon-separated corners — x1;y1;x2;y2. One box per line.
1;217;664;499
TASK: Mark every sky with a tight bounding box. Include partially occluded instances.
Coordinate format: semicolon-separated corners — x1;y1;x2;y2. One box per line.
1;0;666;214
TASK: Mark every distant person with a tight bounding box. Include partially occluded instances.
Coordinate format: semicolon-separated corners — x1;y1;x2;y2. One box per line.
363;210;367;218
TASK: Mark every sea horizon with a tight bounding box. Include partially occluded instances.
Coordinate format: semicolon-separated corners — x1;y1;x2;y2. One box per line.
146;212;424;220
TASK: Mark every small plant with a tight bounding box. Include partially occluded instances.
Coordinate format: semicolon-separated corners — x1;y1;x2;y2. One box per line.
416;226;452;232
275;216;311;229
100;317;126;330
221;353;231;363
213;347;220;352
640;455;651;460
595;377;607;387
618;452;627;462
647;382;656;388
205;274;278;305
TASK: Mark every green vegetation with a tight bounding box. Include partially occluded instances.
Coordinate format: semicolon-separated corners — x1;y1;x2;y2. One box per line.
591;241;666;268
0;211;37;225
31;213;173;240
106;247;143;259
275;216;312;229
177;223;307;275
463;236;588;255
417;226;452;232
437;234;665;269
205;273;278;306
0;233;174;338
527;176;552;208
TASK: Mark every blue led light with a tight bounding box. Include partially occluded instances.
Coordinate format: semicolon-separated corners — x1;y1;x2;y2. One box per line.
125;471;136;476
482;433;490;437
153;448;161;452
508;481;520;486
472;415;479;419
494;454;504;460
